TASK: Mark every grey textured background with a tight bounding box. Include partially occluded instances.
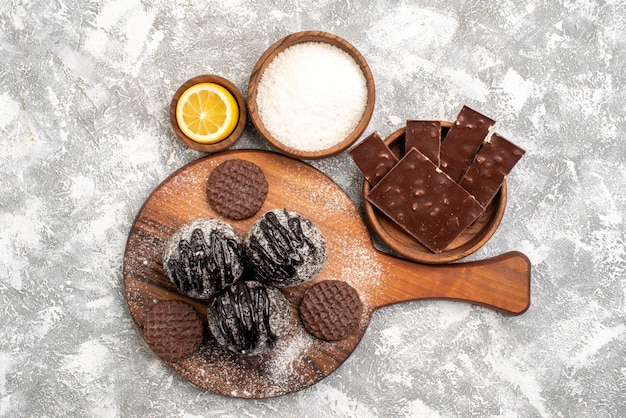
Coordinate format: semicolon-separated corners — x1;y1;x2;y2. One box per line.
1;0;625;416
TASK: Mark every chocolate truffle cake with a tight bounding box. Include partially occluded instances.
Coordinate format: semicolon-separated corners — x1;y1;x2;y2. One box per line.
207;281;291;356
163;218;245;298
244;209;327;287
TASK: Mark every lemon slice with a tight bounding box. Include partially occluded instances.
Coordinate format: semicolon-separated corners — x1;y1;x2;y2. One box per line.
176;82;239;144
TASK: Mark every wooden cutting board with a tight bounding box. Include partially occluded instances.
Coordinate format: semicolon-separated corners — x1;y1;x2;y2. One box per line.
123;149;530;398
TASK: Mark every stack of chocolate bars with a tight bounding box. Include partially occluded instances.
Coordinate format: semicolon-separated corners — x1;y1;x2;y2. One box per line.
349;106;525;254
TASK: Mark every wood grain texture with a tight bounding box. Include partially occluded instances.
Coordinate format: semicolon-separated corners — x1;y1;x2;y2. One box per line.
363;123;507;264
123;150;530;398
247;31;376;159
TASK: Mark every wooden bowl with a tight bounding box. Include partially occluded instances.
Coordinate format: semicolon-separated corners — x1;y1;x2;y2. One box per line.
247;31;375;160
170;74;247;153
363;122;507;264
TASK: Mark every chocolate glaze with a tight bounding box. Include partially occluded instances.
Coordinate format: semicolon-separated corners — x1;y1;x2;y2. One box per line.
245;209;327;287
210;281;276;355
167;228;243;296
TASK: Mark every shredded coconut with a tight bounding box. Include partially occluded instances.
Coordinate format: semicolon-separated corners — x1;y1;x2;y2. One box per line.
256;42;368;152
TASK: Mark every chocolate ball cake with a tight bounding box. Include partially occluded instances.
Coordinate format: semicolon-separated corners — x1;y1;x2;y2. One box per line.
244;209;327;287
207;281;291;356
163;218;245;299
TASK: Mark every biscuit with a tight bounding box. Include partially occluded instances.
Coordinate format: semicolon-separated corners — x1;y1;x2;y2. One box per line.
207;159;268;220
299;280;362;341
144;300;203;361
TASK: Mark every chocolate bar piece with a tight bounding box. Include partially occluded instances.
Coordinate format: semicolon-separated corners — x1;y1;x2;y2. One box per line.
459;132;525;206
439;106;495;182
349;131;399;186
405;120;441;165
366;148;485;253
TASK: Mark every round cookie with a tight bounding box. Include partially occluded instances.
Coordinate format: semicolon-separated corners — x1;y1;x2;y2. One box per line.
144;300;204;361
207;159;269;220
207;281;291;356
163;218;244;298
299;280;362;341
244;209;327;287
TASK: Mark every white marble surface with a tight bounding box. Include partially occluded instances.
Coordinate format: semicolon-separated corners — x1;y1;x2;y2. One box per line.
1;0;625;416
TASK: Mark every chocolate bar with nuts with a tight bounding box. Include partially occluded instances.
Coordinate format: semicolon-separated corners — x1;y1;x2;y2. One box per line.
349;131;399;186
459;132;525;207
405;120;441;165
366;148;485;253
439;106;495;182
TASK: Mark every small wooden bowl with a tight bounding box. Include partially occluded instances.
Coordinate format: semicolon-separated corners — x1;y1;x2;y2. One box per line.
170;75;247;153
248;31;375;160
363;122;507;264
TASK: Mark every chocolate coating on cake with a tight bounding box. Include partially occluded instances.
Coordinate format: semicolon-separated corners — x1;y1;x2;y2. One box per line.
206;159;269;220
144;300;204;361
207;281;290;356
244;209;327;287
163;218;245;298
299;280;362;341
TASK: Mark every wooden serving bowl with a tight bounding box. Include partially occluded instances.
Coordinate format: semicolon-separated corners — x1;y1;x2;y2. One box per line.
247;31;375;160
363;122;507;264
170;74;247;153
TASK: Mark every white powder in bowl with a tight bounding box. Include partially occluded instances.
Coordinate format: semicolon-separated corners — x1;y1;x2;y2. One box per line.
256;42;369;152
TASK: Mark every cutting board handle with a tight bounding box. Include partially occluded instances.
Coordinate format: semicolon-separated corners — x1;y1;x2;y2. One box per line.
371;251;531;315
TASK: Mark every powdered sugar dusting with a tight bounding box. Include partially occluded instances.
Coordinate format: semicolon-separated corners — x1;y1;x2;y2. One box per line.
265;329;319;385
332;234;382;307
168;327;330;398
